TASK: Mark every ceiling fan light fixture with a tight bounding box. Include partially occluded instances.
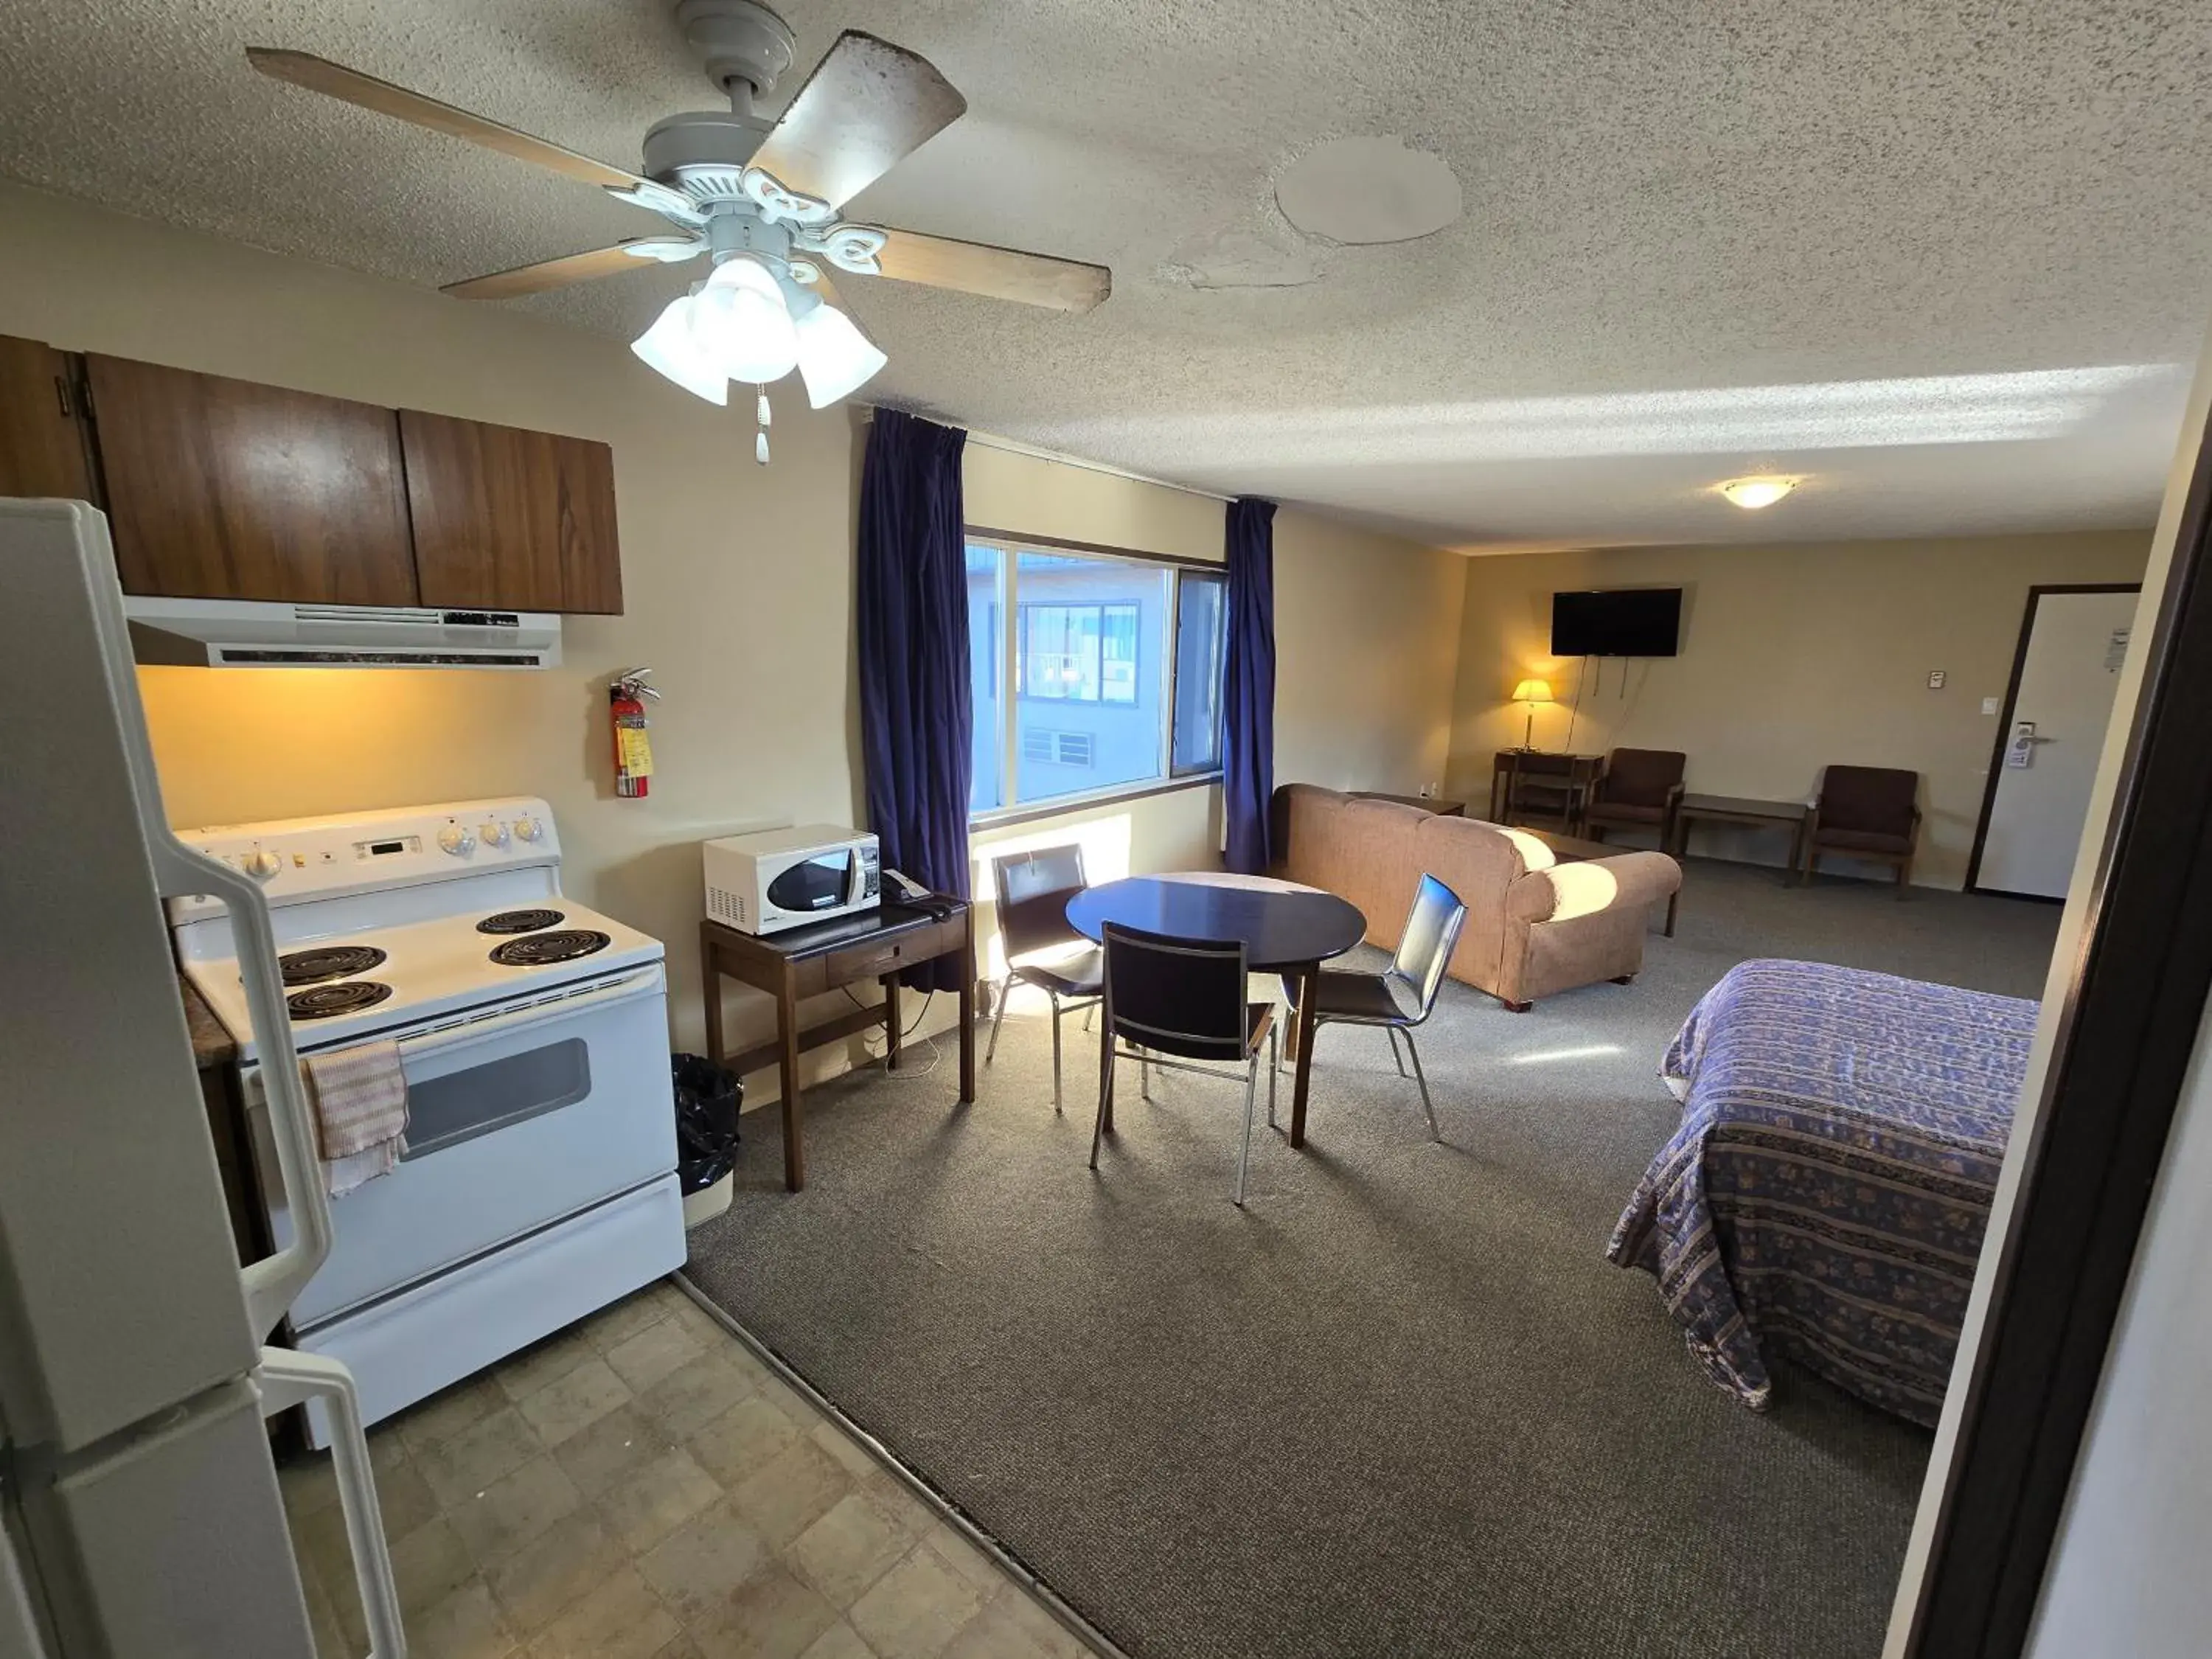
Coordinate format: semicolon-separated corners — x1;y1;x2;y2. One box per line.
689;253;800;384
630;292;729;404
1717;475;1798;509
793;301;888;408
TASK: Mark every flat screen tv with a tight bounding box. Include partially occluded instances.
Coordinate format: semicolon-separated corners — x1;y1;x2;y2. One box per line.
1551;588;1682;657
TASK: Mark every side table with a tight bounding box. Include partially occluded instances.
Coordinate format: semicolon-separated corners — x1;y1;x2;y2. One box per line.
700;900;975;1192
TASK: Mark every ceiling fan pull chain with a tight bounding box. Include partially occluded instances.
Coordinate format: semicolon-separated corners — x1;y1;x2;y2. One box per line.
755;386;771;465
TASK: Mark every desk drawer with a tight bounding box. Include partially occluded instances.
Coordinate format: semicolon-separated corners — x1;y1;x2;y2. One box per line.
823;919;960;987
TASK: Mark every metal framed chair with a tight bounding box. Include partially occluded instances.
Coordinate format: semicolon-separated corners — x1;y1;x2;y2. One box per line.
987;844;1102;1110
1090;922;1279;1206
1283;874;1468;1139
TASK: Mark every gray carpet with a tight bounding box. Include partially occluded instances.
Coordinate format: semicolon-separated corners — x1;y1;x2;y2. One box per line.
682;860;2061;1659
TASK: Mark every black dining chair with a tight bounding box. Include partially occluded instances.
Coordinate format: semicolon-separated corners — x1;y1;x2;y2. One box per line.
1090;922;1279;1206
987;845;1103;1111
1282;874;1468;1140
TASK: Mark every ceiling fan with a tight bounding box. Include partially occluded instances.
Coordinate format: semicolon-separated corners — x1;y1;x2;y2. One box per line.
246;0;1110;458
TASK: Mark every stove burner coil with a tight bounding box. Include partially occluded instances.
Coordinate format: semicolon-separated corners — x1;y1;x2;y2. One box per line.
279;945;389;986
287;981;394;1020
476;908;567;935
488;929;612;968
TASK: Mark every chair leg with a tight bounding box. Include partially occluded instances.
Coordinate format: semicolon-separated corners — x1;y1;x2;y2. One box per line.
1896;852;1913;900
1385;1025;1409;1078
1236;1053;1259;1207
1267;1024;1279;1129
986;973;1015;1065
1088;1046;1112;1170
1049;994;1064;1113
1084;1004;1095;1033
1141;1051;1152;1102
1402;1028;1440;1141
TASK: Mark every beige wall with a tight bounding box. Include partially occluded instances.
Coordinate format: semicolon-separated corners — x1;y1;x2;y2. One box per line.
1444;532;2153;888
0;183;1460;1096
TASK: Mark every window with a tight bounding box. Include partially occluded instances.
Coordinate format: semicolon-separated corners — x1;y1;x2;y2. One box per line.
967;539;1227;815
1172;573;1226;775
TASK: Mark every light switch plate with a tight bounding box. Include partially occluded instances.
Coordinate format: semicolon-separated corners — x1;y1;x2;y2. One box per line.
1927;669;1947;689
1983;696;2001;715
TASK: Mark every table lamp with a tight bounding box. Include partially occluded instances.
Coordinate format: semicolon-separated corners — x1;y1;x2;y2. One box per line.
1510;678;1554;751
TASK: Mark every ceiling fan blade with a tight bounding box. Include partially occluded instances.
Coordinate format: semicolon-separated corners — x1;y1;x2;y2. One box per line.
246;47;650;192
745;32;967;212
442;239;698;301
868;230;1110;314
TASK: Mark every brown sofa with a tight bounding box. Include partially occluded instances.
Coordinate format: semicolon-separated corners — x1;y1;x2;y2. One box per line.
1271;784;1683;1009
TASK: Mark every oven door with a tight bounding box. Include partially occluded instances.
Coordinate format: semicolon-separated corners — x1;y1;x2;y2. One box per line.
249;964;676;1331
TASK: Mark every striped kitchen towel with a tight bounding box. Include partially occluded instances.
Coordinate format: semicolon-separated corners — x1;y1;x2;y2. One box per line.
302;1040;409;1196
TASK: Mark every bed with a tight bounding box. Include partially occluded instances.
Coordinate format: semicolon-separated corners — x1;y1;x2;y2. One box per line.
1606;958;2039;1426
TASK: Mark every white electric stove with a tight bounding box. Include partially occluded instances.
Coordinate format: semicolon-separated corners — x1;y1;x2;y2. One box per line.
172;797;685;1442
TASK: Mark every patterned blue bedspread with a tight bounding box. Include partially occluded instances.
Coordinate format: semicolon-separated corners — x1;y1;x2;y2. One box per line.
1606;959;2038;1425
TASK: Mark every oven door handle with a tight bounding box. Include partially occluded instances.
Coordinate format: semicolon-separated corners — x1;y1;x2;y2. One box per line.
395;967;664;1063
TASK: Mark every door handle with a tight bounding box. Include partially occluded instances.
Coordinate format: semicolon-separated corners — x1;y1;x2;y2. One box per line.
256;1349;404;1659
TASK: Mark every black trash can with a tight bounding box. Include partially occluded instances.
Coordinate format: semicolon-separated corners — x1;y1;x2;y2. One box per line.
671;1053;741;1225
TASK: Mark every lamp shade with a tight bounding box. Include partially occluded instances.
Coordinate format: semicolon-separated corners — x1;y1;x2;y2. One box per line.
630;293;728;405
689;254;799;385
793;300;888;408
1510;678;1554;705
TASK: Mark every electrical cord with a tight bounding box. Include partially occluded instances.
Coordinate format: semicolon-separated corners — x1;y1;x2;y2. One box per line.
841;985;941;1078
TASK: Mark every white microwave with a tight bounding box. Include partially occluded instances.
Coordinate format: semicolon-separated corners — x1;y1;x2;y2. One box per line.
703;825;881;934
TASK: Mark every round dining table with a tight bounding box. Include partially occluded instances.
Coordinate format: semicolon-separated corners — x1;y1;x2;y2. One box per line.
1065;872;1368;1150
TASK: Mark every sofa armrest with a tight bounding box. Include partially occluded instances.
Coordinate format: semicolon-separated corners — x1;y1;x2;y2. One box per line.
1509;852;1683;924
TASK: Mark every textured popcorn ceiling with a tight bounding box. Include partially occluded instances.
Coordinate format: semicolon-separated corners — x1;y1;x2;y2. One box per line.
1;0;2208;550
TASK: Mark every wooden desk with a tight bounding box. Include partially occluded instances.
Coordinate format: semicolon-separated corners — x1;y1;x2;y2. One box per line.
1672;794;1809;885
1489;751;1603;830
700;900;976;1192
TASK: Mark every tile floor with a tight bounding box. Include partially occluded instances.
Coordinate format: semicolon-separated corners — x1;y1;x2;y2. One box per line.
280;1279;1099;1659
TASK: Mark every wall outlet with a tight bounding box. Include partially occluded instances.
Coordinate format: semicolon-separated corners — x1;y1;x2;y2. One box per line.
1927;669;1947;689
1982;696;2001;715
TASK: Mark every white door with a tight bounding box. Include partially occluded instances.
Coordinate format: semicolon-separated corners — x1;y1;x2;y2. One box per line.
1975;588;2140;897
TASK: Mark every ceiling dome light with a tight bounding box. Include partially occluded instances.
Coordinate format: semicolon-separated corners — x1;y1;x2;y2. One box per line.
630;292;729;405
793;301;888;408
690;254;799;385
1717;476;1798;509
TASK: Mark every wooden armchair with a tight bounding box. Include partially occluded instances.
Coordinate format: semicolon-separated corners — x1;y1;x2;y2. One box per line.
1804;765;1921;896
1583;749;1686;850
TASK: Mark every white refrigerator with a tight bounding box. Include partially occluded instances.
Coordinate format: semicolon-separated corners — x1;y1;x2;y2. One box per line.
0;501;404;1657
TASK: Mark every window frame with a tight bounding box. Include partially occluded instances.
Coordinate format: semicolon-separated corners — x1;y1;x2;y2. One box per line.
967;529;1225;827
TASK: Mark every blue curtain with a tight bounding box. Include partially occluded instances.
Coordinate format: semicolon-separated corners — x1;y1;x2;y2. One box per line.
858;409;970;990
1222;496;1277;874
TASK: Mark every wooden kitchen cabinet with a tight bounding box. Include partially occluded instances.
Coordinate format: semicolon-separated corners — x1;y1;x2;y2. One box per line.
0;333;96;501
86;355;420;605
401;410;623;615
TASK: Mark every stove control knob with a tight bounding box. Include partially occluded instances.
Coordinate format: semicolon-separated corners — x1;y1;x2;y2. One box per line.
479;821;511;849
512;816;543;844
243;847;282;880
437;825;477;858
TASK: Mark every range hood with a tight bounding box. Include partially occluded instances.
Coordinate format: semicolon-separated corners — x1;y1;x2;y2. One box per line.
123;597;562;669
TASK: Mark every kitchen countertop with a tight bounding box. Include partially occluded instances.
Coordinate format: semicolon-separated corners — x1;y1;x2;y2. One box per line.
179;972;236;1068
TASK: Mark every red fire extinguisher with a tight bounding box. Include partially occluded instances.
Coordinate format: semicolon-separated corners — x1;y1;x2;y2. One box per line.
610;667;660;799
